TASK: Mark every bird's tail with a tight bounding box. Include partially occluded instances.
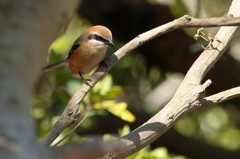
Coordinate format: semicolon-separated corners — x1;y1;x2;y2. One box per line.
41;60;68;72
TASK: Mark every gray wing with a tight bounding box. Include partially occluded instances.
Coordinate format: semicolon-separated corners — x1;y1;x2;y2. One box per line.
66;35;83;60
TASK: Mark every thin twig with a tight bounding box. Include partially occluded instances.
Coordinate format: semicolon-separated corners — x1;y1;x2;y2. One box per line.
52;111;89;147
194;86;240;108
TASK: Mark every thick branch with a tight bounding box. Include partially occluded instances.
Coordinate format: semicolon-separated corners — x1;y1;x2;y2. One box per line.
108;1;240;158
53;140;123;159
42;0;240;151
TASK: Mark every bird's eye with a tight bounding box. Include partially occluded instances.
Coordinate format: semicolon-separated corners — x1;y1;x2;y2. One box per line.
88;34;97;40
88;34;108;43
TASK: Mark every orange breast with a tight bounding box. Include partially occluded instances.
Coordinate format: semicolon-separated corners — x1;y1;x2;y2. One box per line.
68;44;106;74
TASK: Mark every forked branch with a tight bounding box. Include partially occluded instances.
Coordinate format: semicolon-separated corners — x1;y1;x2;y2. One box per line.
44;2;240;159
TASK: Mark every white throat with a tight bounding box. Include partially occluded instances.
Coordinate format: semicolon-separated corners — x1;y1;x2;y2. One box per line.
88;39;107;54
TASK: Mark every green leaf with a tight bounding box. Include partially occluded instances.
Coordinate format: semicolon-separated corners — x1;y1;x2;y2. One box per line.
92;100;136;123
103;86;123;98
66;79;81;95
150;147;169;159
118;125;131;136
108;102;136;123
32;107;45;119
97;75;113;95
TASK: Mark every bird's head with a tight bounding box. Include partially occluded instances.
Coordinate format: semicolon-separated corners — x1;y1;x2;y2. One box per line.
84;25;114;49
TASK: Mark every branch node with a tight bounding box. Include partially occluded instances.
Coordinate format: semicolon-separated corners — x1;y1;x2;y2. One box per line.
136;35;143;45
201;79;212;91
67;109;73;116
184;15;192;21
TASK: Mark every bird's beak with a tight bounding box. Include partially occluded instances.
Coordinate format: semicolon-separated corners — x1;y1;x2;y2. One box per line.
105;40;115;47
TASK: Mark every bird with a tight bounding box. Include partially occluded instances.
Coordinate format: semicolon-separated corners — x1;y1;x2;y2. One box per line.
41;25;114;85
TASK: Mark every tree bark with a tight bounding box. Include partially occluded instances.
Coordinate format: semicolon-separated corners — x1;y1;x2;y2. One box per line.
0;0;80;158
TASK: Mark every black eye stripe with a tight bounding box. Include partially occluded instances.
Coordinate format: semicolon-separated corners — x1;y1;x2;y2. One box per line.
88;34;108;43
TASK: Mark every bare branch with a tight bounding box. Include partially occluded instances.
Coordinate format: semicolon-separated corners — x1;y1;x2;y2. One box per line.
42;0;240;153
52;140;123;159
194;86;240;108
107;0;240;158
52;111;89;147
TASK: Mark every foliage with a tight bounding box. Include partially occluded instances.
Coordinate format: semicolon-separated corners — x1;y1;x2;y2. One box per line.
34;15;136;141
175;106;240;150
127;147;186;159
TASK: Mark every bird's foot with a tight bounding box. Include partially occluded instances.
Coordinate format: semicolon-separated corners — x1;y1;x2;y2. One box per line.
100;61;109;72
79;72;92;87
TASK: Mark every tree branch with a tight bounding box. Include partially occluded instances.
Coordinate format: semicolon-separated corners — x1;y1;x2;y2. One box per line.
107;0;240;158
194;86;240;108
52;140;123;159
42;2;240;157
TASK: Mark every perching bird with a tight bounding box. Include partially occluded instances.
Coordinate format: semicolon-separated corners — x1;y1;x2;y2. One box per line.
42;25;114;85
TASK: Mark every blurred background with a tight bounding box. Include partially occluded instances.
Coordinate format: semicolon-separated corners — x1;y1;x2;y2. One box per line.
35;0;240;158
